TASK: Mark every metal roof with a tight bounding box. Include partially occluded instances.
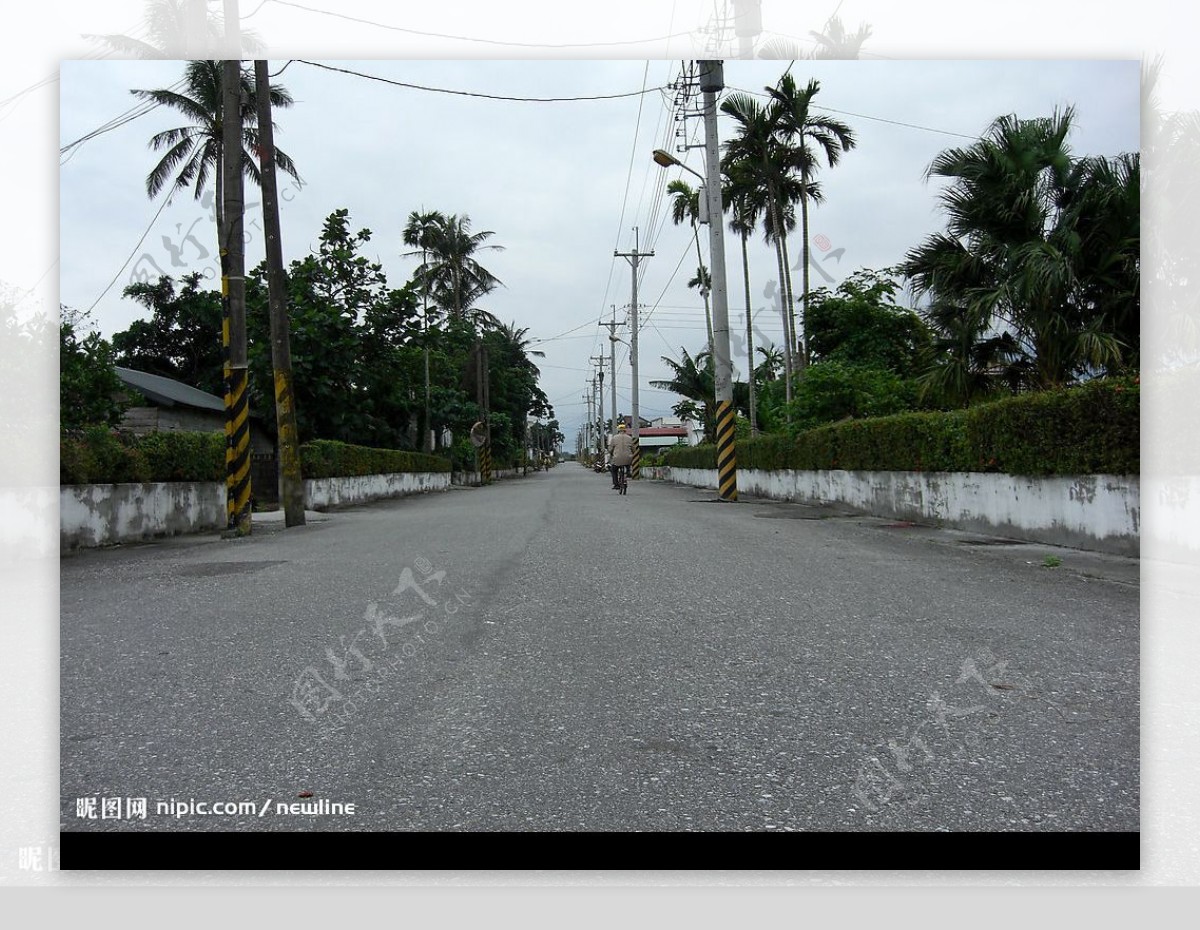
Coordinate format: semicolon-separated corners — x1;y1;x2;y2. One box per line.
115;367;225;414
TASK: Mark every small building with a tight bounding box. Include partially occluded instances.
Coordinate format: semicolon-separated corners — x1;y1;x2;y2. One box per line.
114;367;277;498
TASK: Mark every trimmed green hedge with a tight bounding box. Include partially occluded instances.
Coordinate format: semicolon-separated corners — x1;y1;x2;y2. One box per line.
661;377;1138;476
299;439;451;479
61;428;224;485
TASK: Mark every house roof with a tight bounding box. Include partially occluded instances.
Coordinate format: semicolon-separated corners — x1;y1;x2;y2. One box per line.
115;367;225;414
637;427;687;437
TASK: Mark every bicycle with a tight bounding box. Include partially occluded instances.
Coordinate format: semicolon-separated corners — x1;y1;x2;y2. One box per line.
615;463;629;495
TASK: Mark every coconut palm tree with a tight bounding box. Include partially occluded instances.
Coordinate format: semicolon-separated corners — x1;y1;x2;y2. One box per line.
86;0;264;59
417;213;505;326
765;75;857;368
667;179;714;357
132;60;299;254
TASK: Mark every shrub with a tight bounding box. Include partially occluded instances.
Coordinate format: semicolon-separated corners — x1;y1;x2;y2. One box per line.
660;378;1137;476
299;439;452;479
60;427;151;484
137;430;225;482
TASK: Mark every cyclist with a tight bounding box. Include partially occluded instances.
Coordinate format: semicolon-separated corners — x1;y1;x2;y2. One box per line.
607;422;633;490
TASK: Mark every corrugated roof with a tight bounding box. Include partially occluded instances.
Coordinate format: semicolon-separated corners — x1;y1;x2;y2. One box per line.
115;367;225;414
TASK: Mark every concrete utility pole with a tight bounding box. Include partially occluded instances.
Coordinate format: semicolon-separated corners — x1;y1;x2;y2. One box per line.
601;306;620;438
221;59;252;535
615;231;652;478
591;355;607;458
700;60;738;502
732;0;762;58
254;60;305;527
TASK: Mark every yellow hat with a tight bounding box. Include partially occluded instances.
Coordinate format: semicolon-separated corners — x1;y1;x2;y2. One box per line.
618;422;627;430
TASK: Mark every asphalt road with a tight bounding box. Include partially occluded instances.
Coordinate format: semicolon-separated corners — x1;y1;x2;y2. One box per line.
60;464;1139;835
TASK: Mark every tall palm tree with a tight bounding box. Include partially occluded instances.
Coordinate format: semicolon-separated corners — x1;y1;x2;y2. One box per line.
132;60;299;253
667;179;714;357
765;75;857;368
723;163;760;433
87;0;264;59
721;90;798;408
417;213;505;325
402;209;447;452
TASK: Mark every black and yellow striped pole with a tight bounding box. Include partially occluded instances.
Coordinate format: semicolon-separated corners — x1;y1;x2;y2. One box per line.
630;430;641;480
481;443;492;484
221;59;252;535
715;398;738;502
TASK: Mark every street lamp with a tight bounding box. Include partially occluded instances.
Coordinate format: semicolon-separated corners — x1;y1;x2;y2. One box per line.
652;148;703;181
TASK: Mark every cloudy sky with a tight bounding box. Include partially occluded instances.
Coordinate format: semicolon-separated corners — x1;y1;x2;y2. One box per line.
58;56;1139;442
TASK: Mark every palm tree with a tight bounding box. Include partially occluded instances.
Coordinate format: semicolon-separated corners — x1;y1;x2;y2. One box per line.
667;179;714;357
416;213;505;325
723;163;761;433
132;60;299;254
765;75;857;368
721;90;798;407
402;209;447;453
755;13;874;60
650;348;716;442
903;108;1133;389
87;0;264;59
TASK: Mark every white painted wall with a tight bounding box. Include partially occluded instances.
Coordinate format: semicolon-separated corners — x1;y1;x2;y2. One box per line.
664;467;1140;556
304;472;451;510
61;482;226;550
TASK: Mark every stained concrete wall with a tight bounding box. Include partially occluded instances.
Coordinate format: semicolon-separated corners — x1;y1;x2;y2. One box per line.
303;472;451;510
664;467;1139;556
60;482;226;550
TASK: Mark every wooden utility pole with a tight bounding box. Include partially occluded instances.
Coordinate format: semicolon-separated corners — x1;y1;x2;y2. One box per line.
221;59;252;536
254;60;305;527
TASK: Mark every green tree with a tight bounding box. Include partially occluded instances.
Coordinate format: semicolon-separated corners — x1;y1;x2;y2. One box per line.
112;272;224;396
805;268;931;377
60;309;127;430
903;108;1137;391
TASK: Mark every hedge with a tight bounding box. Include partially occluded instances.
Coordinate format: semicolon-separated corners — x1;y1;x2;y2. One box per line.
661;377;1138;476
61;428;223;485
299;439;451;479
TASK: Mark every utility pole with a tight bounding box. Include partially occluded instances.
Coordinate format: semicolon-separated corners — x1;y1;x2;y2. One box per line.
582;390;592;460
700;60;738;502
221;59;252;535
222;0;241;56
254;60;304;527
615;231;652;478
591;355;607;459
732;0;762;58
601;307;620;437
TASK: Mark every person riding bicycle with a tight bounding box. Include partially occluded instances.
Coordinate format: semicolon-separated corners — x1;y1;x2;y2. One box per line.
607;422;633;490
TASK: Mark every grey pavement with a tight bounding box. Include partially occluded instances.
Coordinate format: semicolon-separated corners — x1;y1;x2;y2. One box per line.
59;464;1139;833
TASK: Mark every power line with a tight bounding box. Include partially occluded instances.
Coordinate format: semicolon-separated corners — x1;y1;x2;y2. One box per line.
727;84;979;140
266;0;698;48
295;60;667;103
83;192;176;315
